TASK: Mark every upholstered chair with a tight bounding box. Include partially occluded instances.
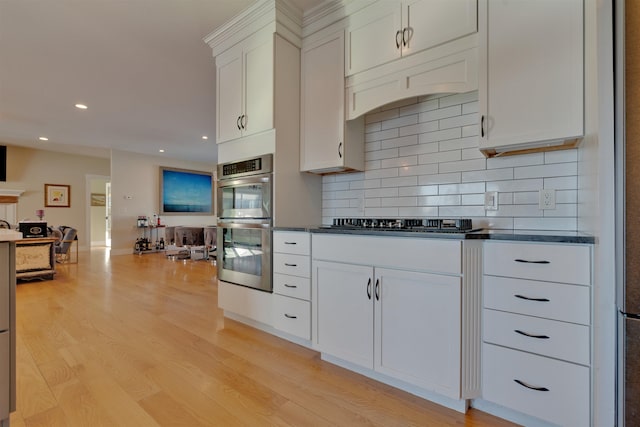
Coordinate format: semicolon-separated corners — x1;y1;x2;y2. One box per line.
55;226;77;263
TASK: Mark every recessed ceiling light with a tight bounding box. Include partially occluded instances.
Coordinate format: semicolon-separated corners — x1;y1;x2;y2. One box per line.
202;136;208;140
159;149;165;153
38;137;49;141
75;103;88;110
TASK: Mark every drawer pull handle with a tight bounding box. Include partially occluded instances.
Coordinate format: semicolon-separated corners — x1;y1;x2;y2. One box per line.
514;379;549;392
284;284;298;288
515;259;550;264
367;278;372;300
514;294;550;302
284;263;297;267
284;241;297;245
284;314;297;319
515;329;550;339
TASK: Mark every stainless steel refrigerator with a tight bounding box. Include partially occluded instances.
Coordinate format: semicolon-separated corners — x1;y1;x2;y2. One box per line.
616;1;640;425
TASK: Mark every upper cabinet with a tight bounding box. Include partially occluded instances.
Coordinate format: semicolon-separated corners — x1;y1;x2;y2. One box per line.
345;0;478;76
216;30;274;144
478;0;584;157
300;30;364;174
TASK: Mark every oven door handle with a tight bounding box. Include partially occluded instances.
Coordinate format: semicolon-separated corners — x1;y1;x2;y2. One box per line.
217;221;271;229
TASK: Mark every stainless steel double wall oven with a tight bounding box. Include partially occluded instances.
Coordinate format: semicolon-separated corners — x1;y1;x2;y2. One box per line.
217;154;273;292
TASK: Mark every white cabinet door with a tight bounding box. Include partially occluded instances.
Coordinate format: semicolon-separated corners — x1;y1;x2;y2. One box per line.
301;31;364;173
315;261;374;369
345;1;402;76
404;0;477;56
374;268;461;399
243;35;274;138
215;32;274;144
479;0;583;155
216;46;243;143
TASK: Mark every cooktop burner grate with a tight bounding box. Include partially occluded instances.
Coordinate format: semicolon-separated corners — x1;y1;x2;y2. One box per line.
330;218;475;232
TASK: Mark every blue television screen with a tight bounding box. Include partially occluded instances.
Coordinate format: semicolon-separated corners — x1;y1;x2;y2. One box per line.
160;167;213;215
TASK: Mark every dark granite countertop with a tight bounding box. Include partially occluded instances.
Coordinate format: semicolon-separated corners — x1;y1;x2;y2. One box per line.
274;226;595;244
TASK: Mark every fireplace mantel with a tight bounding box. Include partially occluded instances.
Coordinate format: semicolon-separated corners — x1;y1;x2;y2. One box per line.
0;189;24;204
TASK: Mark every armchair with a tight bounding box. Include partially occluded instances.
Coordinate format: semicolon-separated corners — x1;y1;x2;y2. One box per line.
55;226;77;263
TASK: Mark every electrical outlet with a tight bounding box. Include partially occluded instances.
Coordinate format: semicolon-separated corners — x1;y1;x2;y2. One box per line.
539;189;556;210
484;191;498;210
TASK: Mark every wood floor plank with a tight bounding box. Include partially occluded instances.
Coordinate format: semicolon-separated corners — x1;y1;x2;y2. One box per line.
12;248;517;427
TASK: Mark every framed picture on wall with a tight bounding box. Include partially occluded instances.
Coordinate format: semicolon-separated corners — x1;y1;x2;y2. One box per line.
45;184;70;207
91;193;106;207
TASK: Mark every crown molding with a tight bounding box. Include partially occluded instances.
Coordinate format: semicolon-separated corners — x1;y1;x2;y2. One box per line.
204;0;303;56
302;0;372;38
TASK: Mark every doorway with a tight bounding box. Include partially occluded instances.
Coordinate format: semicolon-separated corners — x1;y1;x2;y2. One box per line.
87;175;111;247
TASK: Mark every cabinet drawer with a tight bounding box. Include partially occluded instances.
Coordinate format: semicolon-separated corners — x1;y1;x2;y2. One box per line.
273;232;310;255
273;273;311;301
273;253;310;277
483;275;590;325
483;309;590;365
483;343;589;427
272;295;311;340
484;242;590;285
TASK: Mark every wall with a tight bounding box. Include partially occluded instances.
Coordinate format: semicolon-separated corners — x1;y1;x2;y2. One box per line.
322;91;579;231
0;145;110;248
110;150;216;255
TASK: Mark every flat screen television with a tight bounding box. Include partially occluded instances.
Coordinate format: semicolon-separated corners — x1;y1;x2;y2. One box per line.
159;166;213;215
0;145;6;182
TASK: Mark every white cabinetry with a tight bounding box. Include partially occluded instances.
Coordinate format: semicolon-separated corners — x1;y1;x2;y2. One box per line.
300;30;364;174
482;241;592;427
312;234;481;406
478;0;584;157
216;27;274;144
272;231;311;340
345;0;477;76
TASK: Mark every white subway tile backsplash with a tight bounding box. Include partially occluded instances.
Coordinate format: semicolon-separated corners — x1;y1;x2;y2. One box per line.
419;128;461;144
381;156;418;169
399;206;439;217
399;121;439;137
487;153;543;169
381;114;418;131
398;185;438;196
418;195;461;206
462;168;513;182
439;113;478;130
418;150;461;165
418;173;462;185
439;182;485;195
439;158;486;173
365;187;399;198
398;163;439;177
545;149;578;164
381;135;419;150
486;178;543;192
321;91;578;232
514;162;578;179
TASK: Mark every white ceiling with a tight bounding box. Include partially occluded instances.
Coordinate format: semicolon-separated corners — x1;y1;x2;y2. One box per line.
0;0;323;164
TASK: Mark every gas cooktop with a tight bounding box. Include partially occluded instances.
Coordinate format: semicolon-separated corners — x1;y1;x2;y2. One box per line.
329;218;480;233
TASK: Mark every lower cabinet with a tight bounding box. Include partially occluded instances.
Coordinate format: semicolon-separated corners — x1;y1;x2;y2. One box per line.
312;234;476;402
482;241;592;426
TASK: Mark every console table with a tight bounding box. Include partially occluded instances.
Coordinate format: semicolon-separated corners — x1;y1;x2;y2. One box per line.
15;238;56;280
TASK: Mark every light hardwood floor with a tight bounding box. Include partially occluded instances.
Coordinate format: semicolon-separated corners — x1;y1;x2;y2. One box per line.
10;248;517;427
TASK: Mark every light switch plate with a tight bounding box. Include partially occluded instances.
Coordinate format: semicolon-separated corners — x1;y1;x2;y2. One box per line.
484;191;498;210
